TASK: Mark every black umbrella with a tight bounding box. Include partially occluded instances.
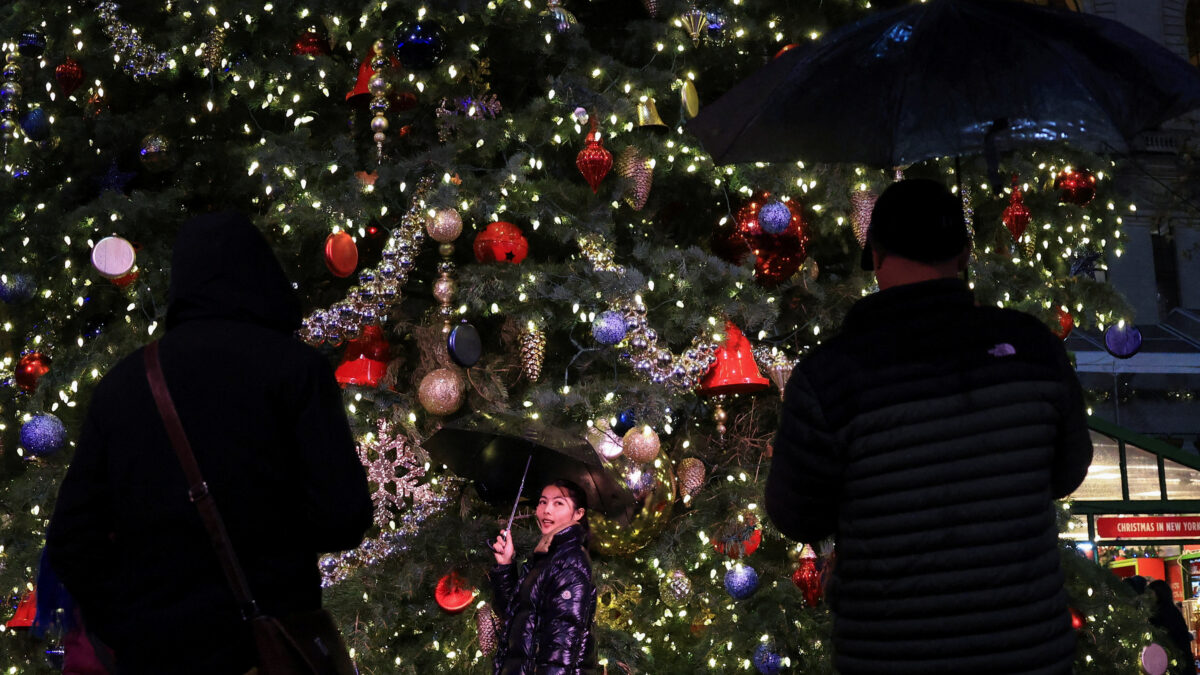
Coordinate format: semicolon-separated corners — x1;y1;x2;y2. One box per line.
687;0;1200;168
424;413;633;524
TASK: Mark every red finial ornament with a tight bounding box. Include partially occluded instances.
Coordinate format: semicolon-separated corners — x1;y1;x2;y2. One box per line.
576;117;613;193
1002;175;1032;242
55;58;83;95
1053;307;1075;340
791;549;822;607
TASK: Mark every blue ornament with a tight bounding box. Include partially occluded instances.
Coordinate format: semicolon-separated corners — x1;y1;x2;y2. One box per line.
18;29;46;58
758;200;792;235
20;414;67;457
753;644;783;675
1104;323;1142;359
612;408;637;436
0;273;36;304
592;311;628;345
724;565;759;600
393;22;446;70
20;108;50;142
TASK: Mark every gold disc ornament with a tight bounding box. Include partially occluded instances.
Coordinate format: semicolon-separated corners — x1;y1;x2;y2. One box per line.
418;367;466;416
681;80;700;119
622;425;660;463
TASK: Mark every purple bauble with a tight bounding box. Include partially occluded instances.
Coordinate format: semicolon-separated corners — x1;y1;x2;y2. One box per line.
724;565;759;600
753;644;783;675
757;200;792;235
592;311;628;345
20;413;67;457
1104;323;1142;359
0;273;35;304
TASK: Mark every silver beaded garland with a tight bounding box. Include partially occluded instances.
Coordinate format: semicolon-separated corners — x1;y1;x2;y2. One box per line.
96;2;170;78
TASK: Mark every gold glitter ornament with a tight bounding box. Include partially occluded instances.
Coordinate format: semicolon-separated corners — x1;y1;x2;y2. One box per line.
659;569;693;607
476;603;500;655
621;425;660;464
426;208;463;243
617;146;653;211
418;367;466;415
677;457;705;498
519;327;546;381
203;27;227;71
590;457;675;556
596;584;641;630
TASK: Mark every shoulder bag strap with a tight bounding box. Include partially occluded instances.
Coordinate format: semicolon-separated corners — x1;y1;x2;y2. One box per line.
143;340;260;620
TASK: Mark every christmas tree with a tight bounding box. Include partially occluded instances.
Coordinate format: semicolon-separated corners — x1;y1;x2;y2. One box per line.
0;0;1174;672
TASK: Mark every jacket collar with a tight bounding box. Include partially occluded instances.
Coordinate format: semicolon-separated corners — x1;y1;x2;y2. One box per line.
547;524;585;552
843;278;974;331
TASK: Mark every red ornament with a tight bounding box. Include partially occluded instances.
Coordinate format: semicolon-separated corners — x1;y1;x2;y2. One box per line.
713;527;762;559
55;58;83;95
792;558;822;607
1055;168;1097;206
1053;307;1075;340
324;231;359;278
1069;607;1086;630
735;194;808;288
292;29;331;57
473;221;528;264
435;571;475;613
5;591;36;629
335;325;390;388
15;352;50;392
698;321;769;396
1002;176;1032;242
774;44;801;59
576;120;613;193
347;50;399;102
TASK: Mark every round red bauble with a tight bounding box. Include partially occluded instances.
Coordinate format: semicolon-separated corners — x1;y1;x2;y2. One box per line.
792;558;822;607
1002;187;1032;242
1055;168;1097;207
15;352;51;392
292;29;331;57
324;232;359;278
55;58;83;96
473;222;528;264
576;131;613;193
713;527;761;559
435;571;475;613
735;194;808;287
110;270;139;288
1053;307;1074;340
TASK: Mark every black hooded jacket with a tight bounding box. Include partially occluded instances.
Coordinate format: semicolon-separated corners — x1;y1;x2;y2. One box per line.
767;279;1093;675
45;212;373;674
488;525;599;675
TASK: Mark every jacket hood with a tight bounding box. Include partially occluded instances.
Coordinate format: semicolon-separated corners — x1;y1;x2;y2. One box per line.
166;211;301;332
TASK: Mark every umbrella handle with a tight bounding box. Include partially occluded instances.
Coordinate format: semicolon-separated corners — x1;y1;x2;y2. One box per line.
505;453;534;533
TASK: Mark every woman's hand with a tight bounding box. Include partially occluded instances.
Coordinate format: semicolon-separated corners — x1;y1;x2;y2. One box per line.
492;529;515;565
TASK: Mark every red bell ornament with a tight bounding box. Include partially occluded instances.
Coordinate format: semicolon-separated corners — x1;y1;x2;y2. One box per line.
1052;307;1075;340
435;571;476;613
5;591;36;629
576;120;613;193
1055;168;1097;206
699;321;769;396
335;325;390;388
473;221;528;264
1002;177;1032;242
792;557;822;607
55;58;83;95
15;352;51;392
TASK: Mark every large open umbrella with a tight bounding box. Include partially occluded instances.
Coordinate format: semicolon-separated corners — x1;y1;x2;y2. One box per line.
687;0;1200;168
424;413;633;530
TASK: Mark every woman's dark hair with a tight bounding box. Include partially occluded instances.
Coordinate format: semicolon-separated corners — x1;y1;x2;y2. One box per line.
547;479;591;547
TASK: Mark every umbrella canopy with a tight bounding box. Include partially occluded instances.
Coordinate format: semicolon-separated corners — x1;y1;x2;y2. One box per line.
425;412;633;518
687;0;1200;167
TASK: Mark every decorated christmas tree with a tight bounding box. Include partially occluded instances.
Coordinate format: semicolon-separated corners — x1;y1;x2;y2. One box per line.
0;0;1176;672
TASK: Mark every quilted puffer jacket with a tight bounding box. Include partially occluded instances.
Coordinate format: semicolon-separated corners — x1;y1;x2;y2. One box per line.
488;525;599;675
767;278;1093;675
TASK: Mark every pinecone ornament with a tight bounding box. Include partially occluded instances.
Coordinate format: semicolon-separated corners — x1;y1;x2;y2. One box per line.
520;327;546;381
476;603;500;656
617;145;653;211
678;457;705;498
203;27;227;71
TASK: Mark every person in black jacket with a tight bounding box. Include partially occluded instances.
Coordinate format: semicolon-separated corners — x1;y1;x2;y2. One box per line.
45;211;373;674
488;479;599;675
766;179;1093;675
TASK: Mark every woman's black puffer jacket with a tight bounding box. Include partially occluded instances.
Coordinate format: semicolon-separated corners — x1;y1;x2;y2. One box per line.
488;525;599;675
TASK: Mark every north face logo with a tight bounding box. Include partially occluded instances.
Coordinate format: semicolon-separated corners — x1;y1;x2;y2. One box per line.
988;343;1016;357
